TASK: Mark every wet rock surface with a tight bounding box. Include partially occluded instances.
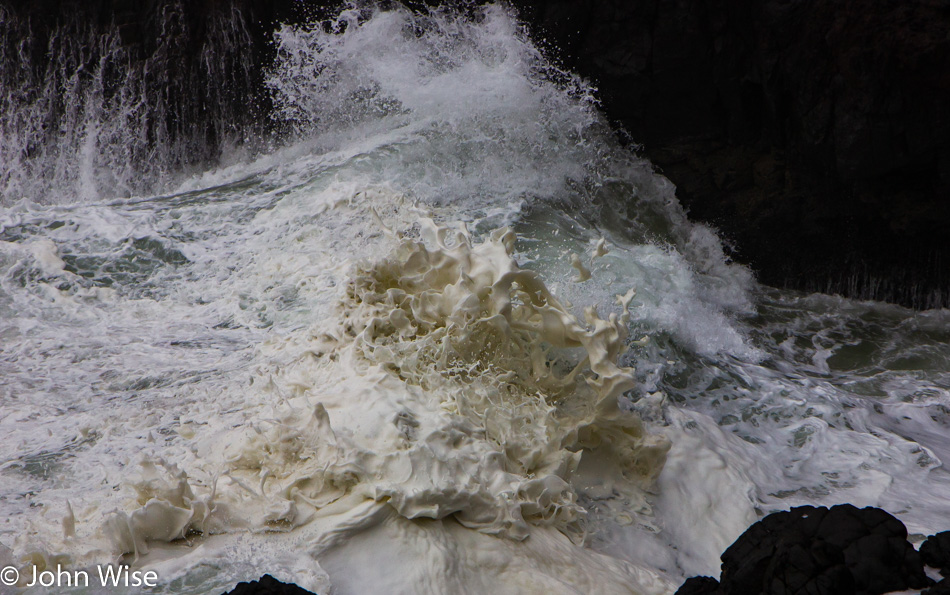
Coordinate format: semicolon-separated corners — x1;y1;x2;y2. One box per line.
921;532;950;576
676;576;722;595
222;574;317;595
675;504;948;595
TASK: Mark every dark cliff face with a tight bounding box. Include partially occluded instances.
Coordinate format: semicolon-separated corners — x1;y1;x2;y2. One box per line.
510;0;950;308
4;0;948;307
0;0;328;198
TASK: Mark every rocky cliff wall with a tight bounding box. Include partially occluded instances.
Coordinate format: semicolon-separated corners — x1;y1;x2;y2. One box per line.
511;0;950;308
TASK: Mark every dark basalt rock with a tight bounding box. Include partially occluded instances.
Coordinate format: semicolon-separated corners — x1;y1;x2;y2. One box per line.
678;504;933;595
921;532;950;577
675;575;721;595
924;578;950;595
222;574;317;595
510;0;950;309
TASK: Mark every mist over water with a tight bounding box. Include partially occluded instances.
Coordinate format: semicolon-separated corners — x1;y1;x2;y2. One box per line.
1;4;949;593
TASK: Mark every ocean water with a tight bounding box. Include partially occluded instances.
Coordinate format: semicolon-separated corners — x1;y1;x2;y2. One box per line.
2;5;950;594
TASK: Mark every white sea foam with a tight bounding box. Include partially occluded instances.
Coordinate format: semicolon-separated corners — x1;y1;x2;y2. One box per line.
97;214;672;593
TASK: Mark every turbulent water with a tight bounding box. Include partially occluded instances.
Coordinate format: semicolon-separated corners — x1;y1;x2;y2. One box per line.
3;5;950;594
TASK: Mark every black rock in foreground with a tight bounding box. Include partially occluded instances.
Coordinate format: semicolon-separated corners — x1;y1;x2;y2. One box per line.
676;504;936;595
222;575;316;595
921;532;950;577
676;576;722;595
924;579;950;595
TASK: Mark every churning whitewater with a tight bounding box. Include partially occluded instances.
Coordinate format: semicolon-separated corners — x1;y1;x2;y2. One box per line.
3;4;950;594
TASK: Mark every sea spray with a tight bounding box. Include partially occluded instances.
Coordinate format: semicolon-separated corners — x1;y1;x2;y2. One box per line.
0;2;262;205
